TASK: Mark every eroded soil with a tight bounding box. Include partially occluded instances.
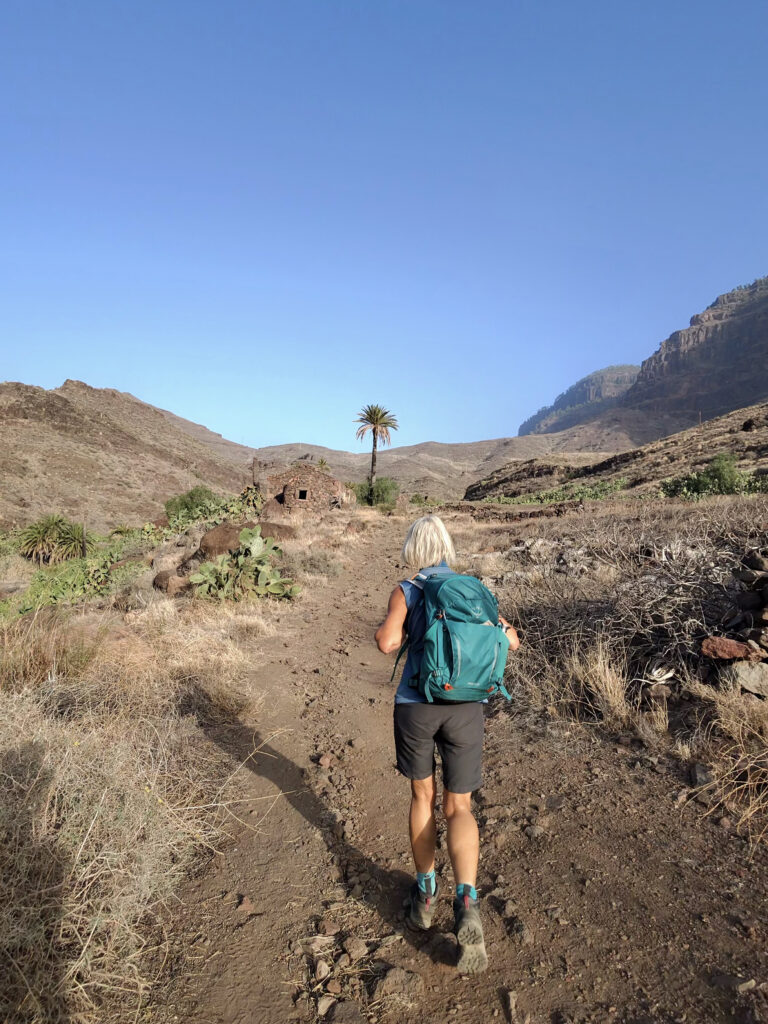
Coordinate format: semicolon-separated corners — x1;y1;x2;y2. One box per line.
152;516;768;1024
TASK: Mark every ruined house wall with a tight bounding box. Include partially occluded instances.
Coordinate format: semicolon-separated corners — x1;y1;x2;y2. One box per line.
253;459;356;516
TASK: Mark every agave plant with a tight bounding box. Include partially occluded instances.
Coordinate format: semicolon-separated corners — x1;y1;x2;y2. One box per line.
53;521;93;562
19;515;67;564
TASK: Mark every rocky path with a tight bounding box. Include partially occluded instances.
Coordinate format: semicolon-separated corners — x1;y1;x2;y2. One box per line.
157;517;768;1024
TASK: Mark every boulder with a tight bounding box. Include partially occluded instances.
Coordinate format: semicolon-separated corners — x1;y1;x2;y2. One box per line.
258;521;298;541
153;570;191;596
722;661;768;698
153;570;174;592
167;575;192;597
151;532;201;574
198;521;257;558
701;636;764;661
0;581;26;601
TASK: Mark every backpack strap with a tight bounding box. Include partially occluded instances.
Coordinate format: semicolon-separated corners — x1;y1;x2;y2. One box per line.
388;571;443;683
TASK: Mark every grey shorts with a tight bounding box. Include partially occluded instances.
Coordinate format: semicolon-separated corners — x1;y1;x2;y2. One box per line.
393;702;484;794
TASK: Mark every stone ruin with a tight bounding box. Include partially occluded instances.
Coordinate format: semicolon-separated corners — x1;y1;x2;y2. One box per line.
252;458;356;518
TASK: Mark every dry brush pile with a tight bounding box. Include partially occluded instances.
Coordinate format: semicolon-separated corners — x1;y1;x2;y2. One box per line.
454;497;768;837
0;597;275;1023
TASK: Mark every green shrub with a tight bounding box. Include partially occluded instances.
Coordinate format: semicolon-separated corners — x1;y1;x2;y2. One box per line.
487;477;628;506
660;454;768;500
153;485;264;536
164;486;219;522
351;477;400;506
10;550;145;615
18;515;95;565
190;526;300;601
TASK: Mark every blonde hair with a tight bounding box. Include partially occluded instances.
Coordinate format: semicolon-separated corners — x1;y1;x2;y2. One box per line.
401;515;456;569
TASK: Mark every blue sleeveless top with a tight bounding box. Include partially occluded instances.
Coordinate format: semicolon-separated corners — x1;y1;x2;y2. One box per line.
394;562;454;705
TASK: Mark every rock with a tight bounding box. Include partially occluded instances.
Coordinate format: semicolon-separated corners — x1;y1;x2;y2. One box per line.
315;959;331;981
152;537;198;574
690;763;714;788
317;994;337;1017
722;661;768;698
237;894;256;915
259;521;298;541
198;521;257;558
343;937;368;962
373;967;424;1001
153;569;173;592
524;825;545;840
737;592;764;611
167;574;192;597
319;919;340;936
743;552;768;573
702;636;764;661
0;581;25;601
302;935;335;955
319;754;335;768
507;915;533;945
545;794;566;811
711;971;757;995
326;979;342;995
329;1002;366;1024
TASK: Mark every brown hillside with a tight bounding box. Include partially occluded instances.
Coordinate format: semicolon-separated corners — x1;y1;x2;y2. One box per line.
466;401;768;501
0;380;254;529
1;380;620;527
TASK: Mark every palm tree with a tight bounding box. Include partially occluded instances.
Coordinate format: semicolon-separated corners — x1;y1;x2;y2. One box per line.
355;404;399;503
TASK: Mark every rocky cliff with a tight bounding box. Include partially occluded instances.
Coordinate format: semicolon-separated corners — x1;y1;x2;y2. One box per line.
518;365;639;436
517;275;768;447
622;276;768;425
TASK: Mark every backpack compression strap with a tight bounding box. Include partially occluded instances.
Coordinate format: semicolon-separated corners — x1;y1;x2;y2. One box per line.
388;571;443;683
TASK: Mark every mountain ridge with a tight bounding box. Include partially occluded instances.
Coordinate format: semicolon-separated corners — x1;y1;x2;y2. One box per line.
0;380;608;528
516;275;768;447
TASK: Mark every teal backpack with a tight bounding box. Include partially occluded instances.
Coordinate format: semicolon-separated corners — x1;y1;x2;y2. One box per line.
394;571;512;703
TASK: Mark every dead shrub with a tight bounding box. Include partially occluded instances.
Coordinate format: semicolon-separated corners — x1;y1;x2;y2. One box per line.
0;600;264;1021
493;495;768;831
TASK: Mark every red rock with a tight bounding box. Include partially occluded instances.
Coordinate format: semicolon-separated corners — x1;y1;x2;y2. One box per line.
701;636;763;661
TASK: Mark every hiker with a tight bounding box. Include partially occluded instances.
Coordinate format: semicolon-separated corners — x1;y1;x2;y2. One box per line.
375;514;520;973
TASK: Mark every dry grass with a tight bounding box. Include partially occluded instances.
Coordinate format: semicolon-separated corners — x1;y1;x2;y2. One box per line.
453;495;768;835
0;596;267;1022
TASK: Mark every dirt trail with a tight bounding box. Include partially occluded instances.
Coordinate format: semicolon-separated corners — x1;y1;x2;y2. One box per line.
157;517;768;1024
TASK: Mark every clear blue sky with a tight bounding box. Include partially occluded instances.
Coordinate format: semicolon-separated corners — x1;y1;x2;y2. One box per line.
2;0;766;450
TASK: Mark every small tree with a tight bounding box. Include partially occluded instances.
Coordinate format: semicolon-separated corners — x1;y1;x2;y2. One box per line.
354;404;398;504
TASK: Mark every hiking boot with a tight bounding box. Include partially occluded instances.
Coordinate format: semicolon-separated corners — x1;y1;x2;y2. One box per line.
406;879;440;930
453;893;488;974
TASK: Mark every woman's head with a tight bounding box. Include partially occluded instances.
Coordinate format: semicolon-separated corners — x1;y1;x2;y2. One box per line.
401;515;456;569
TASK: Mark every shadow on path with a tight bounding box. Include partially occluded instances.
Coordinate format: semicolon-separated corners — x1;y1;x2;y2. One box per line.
193;698;455;967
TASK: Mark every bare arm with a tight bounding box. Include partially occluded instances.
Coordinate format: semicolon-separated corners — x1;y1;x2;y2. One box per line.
375;586;408;654
499;615;521;652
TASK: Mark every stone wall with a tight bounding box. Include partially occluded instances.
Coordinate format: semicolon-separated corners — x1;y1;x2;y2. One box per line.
253;460;356;516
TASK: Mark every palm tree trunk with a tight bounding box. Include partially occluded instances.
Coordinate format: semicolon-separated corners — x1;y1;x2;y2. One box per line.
369;433;378;504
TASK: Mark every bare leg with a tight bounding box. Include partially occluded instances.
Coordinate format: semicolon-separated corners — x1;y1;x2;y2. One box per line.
443;789;478;887
444;788;486;973
408;776;437;874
